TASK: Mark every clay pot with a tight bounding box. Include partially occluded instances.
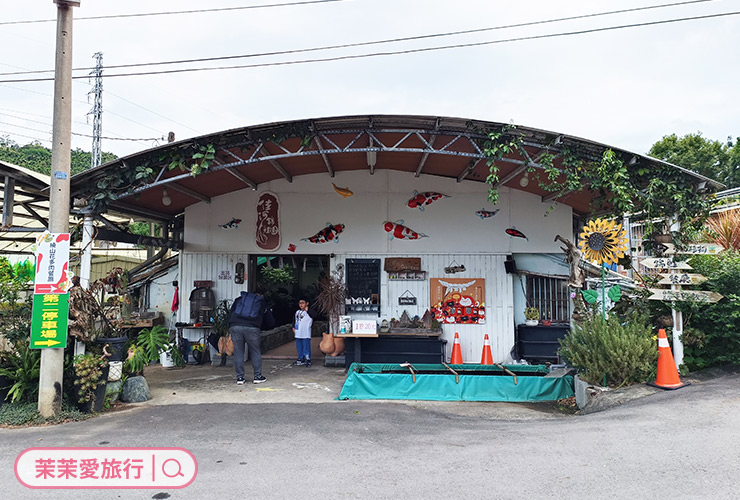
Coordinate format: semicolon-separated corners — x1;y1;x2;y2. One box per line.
331;336;345;357
319;332;335;355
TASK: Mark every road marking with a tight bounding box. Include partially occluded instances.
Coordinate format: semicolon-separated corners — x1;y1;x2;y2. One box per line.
292;382;332;392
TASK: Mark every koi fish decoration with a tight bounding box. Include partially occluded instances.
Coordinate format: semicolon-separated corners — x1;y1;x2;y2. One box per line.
332;183;354;198
383;220;427;240
506;227;528;240
302;223;345;244
219;218;242;229
475;208;499;220
407;190;449;211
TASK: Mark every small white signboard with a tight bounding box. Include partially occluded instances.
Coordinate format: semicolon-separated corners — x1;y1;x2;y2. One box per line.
33;232;71;294
640;258;692;270
657;273;708;286
660;242;724;255
648;288;723;303
352;320;377;335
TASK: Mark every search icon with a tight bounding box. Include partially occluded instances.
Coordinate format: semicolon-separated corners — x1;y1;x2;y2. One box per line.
162;458;185;478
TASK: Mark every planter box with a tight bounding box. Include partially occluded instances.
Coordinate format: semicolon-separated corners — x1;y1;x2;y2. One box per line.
516;324;570;363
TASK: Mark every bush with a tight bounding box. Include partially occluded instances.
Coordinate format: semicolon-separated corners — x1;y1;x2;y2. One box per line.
678;251;740;369
0;400;89;427
559;315;658;387
0;341;41;403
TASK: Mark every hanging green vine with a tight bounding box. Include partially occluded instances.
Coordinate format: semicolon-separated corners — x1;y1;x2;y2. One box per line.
481;124;524;205
481;135;714;248
78;142;216;214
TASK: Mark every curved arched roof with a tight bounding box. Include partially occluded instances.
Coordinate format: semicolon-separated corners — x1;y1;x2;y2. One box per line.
70;114;722;222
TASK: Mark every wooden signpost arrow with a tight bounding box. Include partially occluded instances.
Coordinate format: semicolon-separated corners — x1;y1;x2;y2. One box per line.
657;273;708;286
659;243;724;255
648;288;723;303
640;257;693;270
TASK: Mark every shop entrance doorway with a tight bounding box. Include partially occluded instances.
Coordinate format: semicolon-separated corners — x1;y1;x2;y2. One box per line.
249;254;329;328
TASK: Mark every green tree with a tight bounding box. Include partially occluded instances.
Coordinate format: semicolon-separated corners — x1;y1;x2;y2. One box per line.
726;138;740;188
0;137;116;175
648;132;735;187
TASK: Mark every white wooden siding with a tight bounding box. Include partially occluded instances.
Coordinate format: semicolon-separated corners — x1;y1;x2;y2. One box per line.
335;253;514;363
178;252;250;336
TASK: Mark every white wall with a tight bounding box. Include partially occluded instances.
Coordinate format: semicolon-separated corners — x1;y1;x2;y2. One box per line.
335;253;515;363
184;170;571;255
180;170;574;361
146;265;180;333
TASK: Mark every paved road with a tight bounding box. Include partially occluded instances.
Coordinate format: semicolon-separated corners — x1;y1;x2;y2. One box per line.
1;369;738;500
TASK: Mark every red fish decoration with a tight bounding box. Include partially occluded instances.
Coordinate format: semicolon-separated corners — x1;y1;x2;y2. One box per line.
506;227;528;240
383;220;427;240
407;191;449;211
475;208;499;220
302;223;345;244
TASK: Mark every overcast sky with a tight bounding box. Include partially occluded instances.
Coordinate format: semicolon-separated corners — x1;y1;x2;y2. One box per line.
1;0;738;160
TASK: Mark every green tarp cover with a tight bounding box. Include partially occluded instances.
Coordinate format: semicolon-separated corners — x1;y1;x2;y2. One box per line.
338;363;574;402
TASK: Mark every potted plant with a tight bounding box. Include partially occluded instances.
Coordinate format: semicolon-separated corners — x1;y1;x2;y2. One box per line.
314;271;347;356
125;325;183;375
73;353;109;413
68;267;130;361
524;307;540;326
208;299;232;365
541;308;552;326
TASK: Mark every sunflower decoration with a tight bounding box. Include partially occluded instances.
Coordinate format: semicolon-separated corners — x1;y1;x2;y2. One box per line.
578;218;628;265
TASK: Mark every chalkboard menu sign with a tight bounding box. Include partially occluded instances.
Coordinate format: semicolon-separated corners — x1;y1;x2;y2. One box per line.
345;258;381;316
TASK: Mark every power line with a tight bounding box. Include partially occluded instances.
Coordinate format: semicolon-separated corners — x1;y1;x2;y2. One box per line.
0;84;166;137
0;62;202;136
1;9;737;83
0;0;350;26
0;129;51;144
0;0;719;77
0;109;148;142
103;89;201;134
0;117;163;142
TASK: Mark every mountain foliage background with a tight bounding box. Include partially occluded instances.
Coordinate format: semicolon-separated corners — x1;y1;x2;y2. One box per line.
0;137;117;175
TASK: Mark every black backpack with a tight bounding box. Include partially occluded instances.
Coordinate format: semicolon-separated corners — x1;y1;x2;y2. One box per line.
234;292;263;320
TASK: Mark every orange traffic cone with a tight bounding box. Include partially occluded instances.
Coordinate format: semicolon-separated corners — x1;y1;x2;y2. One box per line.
648;329;689;390
480;334;494;365
450;332;463;364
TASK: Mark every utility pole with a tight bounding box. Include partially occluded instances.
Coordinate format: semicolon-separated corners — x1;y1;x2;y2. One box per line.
38;0;79;418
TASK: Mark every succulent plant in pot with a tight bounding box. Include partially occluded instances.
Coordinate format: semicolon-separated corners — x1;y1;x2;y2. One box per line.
74;353;109;413
524;307;540;326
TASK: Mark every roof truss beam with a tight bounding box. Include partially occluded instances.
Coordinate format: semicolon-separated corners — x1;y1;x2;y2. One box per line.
167;183;211;204
215;155;258;189
20;202;48;226
259;146;292;183
313;136;334;177
415;122;440;177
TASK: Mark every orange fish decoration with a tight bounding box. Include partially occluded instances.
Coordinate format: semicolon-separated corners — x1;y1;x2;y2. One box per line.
383;220;427;240
302;223;345;244
332;183;354;198
407;190;449;211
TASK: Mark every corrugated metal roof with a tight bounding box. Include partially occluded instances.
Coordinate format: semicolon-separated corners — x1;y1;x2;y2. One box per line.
70;114;723;221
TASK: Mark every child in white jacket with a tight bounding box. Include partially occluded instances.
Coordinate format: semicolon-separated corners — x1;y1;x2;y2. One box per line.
292;298;313;366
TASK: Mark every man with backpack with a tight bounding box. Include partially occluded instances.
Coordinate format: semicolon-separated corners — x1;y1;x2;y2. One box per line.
229;291;275;384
